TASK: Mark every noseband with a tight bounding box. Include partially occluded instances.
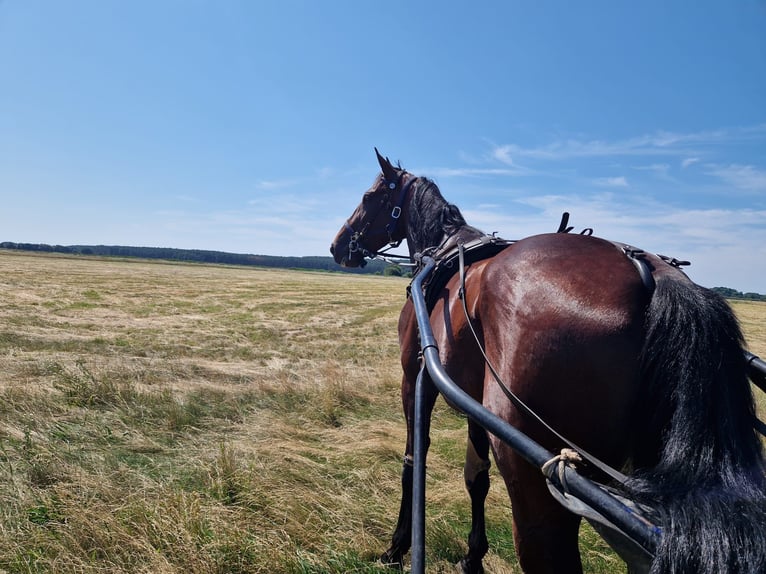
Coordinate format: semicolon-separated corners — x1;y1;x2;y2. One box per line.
344;173;416;261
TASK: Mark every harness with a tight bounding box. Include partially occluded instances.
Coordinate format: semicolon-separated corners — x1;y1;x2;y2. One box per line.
612;242;690;293
555;211;689;293
411;234;515;311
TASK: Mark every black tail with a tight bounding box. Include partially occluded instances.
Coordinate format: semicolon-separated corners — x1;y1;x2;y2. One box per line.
631;275;766;573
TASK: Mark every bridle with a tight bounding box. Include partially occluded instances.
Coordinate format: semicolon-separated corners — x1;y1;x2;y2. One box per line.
343;172;417;264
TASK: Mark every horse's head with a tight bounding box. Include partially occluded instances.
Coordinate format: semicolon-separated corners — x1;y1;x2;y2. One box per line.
330;149;414;267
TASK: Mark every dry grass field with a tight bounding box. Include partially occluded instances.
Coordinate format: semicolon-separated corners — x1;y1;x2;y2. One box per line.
732;300;766;359
0;250;764;573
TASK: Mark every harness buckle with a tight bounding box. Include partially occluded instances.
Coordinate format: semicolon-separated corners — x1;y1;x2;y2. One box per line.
391;206;402;219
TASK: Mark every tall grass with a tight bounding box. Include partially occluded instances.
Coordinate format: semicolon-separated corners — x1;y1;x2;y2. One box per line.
0;250;763;573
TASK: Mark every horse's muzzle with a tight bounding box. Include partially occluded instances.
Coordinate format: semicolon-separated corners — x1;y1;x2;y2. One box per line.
330;243;350;267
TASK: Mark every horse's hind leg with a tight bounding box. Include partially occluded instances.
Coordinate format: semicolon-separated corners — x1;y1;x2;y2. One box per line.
498;447;583;574
380;372;439;568
459;419;492;574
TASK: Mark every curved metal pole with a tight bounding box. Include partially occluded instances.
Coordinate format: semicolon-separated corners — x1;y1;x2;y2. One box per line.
746;350;766;393
409;256;661;562
745;351;766;436
410;364;428;573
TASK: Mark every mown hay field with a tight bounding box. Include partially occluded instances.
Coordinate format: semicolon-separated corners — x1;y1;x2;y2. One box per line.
0;250;764;573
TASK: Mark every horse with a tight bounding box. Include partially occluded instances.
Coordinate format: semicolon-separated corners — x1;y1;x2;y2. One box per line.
329;149;766;574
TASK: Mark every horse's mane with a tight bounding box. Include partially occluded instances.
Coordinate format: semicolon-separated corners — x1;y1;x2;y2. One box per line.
406;177;484;251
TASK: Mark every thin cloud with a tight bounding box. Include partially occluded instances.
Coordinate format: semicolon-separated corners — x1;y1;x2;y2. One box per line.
593;176;629;187
254;178;301;191
255;166;341;191
681;157;700;169
468;190;765;247
633;163;670;175
428;167;531;178
704;163;766;192
491;124;766;162
492;145;516;165
631;163;677;183
491;135;680;161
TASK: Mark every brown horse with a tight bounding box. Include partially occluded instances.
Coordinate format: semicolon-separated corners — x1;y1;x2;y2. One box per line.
330;150;766;574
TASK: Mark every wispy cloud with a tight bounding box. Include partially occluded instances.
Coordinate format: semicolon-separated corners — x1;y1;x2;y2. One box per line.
428;166;530;178
629;163;678;184
490;124;766;162
593;176;629;187
254;178;302;191
681;157;700;169
633;163;670;175
492;145;516;165
459;186;766;291
254;166;337;191
704;163;766;192
490;134;682;161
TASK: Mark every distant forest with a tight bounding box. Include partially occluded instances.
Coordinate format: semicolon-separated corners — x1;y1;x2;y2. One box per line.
0;241;395;275
1;241;763;298
708;286;766;302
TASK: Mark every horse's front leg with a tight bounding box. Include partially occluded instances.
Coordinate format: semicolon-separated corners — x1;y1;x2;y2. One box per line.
381;370;439;568
459;419;492;574
379;457;414;568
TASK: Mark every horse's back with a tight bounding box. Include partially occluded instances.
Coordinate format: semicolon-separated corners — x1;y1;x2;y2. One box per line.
484;233;651;325
478;233;651;464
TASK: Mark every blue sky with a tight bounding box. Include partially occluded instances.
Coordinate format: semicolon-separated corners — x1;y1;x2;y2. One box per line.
1;1;765;291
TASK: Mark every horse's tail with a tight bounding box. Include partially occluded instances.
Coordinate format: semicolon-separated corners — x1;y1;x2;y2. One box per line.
631;273;766;573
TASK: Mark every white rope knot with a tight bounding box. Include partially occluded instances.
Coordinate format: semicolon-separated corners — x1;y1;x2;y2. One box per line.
541;448;584;493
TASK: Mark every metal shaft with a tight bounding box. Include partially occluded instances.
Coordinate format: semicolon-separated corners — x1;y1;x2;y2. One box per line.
410;365;428;574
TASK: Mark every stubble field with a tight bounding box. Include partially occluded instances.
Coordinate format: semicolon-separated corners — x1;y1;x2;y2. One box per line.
0;250;764;573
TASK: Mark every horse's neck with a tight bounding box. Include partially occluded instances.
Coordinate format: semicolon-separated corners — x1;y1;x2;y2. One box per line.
405;181;484;258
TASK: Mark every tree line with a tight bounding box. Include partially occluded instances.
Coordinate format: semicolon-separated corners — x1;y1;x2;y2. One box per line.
0;241;390;275
709;286;766;302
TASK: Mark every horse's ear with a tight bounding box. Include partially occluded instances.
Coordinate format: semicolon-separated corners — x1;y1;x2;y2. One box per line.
375;147;398;182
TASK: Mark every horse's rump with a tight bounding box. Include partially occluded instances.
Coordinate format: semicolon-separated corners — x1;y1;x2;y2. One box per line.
470;234;651;465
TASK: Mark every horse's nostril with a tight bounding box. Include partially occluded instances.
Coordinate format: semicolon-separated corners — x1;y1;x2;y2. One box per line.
329;245;335;255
